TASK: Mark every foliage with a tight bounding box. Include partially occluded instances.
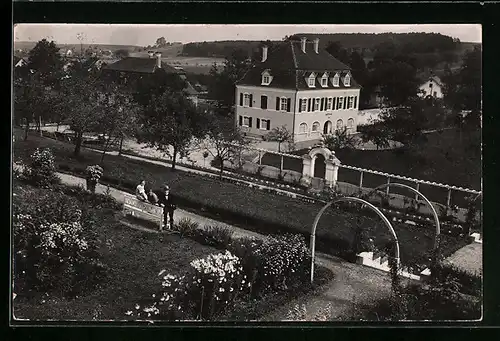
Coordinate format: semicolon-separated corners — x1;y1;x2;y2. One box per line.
322;127;358;151
359;123;391;150
114;49;130;59
201;114;250;178
155;37;167;48
13;189;105;297
26;39;64;87
136;89;208;170
192;224;235;249
22;148;60;188
127;251;250;320
263;125;293;153
442;46;481;113
86;165;104;182
286;303;334;321
57;184;123;211
464;194;481;234
174;217;201;237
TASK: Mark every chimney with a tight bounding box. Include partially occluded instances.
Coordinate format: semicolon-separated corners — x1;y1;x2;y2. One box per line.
156;52;162;68
148;51;154;58
261;45;268;62
313;38;320;54
301;37;307;53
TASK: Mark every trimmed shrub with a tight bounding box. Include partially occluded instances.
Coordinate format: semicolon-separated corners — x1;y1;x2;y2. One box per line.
193;224;234;249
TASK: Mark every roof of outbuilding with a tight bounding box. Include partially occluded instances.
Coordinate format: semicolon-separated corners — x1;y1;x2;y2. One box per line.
237;40;360;90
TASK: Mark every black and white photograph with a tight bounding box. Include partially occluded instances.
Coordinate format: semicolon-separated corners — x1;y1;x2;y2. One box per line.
11;23;482;322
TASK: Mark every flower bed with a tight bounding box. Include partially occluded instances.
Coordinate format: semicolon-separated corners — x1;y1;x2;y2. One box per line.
13;129;469;269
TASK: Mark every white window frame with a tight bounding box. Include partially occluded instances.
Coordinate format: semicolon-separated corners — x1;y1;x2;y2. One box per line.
347;118;355;131
327;97;333;110
332;73;340;87
308;75;316;88
261;71;271;85
321;76;328;87
242;116;251;127
299;122;308;134
344;73;351;87
243;93;251;107
336;119;344;131
280;97;288;111
311;121;321;132
337;97;344;110
260;118;271;130
314;98;320;111
300;98;307;112
348;96;354;109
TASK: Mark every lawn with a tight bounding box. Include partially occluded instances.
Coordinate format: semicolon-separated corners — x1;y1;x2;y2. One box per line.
260;129;481;207
12;181;219;321
13;129;469;269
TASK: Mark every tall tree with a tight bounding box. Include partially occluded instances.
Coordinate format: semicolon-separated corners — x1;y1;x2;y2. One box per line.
208;48;251;116
134;69;187;107
156;37;167;48
27;39;64;87
371;61;419;107
349;51;372;108
136;90;206;170
199;114;249;179
58;63;104;157
263;125;293;153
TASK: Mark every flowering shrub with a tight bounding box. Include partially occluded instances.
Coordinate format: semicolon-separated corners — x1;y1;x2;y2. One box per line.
13;190;105;296
189;250;250;319
126;251;250;320
22;148;60;188
86;165;104;182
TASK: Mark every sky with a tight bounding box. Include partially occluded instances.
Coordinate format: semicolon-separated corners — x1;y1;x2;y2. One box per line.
14;24;482;46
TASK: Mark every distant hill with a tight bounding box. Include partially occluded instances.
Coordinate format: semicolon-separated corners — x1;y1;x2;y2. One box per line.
14;41;142;55
181;33;480;59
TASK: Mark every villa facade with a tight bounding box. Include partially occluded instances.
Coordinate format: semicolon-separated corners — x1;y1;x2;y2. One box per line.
235;37;361;148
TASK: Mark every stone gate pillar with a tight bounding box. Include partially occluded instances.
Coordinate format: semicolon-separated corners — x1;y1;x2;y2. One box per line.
300;154;313;187
325;154;341;188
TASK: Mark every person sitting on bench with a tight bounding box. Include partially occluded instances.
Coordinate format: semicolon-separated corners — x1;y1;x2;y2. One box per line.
148;188;159;205
135;180;148;201
154;184;176;229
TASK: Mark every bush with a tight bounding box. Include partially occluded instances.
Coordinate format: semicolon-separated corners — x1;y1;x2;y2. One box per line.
174;217;200;237
23;148;60;188
193;224;234;249
127;251;250;320
56;184;123;211
431;263;481;297
13;190;106;297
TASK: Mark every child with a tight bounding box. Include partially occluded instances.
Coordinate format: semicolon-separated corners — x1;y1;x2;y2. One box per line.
135;180;148;201
148;188;159;205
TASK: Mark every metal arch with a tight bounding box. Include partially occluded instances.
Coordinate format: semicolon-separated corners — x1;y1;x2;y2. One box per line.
362;183;441;252
310;196;400;284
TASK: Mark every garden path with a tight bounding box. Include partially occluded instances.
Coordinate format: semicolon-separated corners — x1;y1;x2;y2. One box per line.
53;171;395;321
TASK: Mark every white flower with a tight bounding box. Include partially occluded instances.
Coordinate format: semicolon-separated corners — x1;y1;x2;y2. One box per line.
125;311;133;316
158;269;166;276
135;304;140;310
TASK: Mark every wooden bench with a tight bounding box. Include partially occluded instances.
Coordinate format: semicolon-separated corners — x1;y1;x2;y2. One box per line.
123;195;164;231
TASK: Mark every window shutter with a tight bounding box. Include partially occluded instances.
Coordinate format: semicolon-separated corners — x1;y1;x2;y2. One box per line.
298;99;302;112
320;98;325;111
249;94;253;107
308;98;312;112
354;96;357;108
248;117;253;128
256;118;260;129
343;97;347;109
267;121;271;130
261;96;267;109
276;97;280;111
287;98;291;112
332;97;336;110
240;93;243;106
239;116;243;126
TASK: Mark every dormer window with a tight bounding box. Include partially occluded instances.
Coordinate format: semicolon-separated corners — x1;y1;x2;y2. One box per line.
343;73;351;87
308;74;316;88
261;71;272;85
332;73;340;87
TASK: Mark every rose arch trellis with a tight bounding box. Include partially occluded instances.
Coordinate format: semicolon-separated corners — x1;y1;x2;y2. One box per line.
310;196;400;286
362;182;442;268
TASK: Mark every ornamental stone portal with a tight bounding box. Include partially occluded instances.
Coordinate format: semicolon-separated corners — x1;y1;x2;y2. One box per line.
300;146;341;188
